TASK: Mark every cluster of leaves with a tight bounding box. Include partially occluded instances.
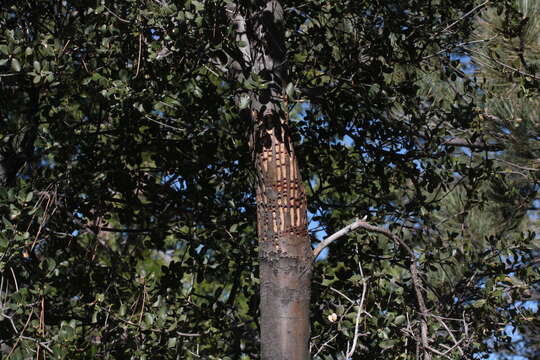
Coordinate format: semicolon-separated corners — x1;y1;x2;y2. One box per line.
0;0;538;359
1;1;259;358
307;1;540;358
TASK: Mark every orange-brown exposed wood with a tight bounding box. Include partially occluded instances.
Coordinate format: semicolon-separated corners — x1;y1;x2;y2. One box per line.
254;109;312;360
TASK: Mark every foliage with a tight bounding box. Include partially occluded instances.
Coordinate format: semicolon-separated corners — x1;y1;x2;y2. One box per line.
466;0;540;357
0;0;538;359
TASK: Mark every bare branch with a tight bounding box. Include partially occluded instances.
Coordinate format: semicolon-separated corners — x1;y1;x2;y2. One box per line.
6;310;34;359
329;287;355;305
418;133;504;151
176;331;202;337
134;33;142;78
440;0;490;34
345;262;368;359
9;267;18;293
103;5;131;23
94;227;152;233
469;48;540;80
408;252;431;360
312;334;338;357
495;158;539;172
422;37;496;60
442;137;504;151
313;216;367;259
314;219;435;359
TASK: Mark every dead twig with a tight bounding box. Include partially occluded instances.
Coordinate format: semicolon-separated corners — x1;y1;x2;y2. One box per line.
329;287;355;305
345;261;368;359
104;5;131;23
6;310;34;359
135;33;142;78
313;334;338;357
469;48;540;80
440;0;490;34
495;158;539;172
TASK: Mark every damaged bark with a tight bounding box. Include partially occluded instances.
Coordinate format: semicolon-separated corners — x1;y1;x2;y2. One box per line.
228;1;313;358
254;108;312;359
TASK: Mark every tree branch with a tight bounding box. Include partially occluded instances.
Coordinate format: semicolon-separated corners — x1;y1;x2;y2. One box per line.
345;261;368;359
439;0;490;35
416;132;505;152
313;219;434;359
442;137;504;151
495;158;539;172
469;48;540;81
312;216;367;260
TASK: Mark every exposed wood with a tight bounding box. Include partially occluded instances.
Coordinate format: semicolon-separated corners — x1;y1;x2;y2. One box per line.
228;2;312;358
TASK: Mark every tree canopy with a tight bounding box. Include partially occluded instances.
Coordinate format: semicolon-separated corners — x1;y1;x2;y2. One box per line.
0;0;539;359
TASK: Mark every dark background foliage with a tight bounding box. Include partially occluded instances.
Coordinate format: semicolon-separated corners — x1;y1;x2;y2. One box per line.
0;0;538;359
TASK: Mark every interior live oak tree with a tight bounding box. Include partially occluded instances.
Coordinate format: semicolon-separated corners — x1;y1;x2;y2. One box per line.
1;1;539;359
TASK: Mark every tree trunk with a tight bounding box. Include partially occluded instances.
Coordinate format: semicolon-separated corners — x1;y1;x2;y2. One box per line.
254;107;313;359
228;1;313;358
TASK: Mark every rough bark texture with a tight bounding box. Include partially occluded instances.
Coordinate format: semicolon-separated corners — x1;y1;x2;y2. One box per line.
227;1;313;358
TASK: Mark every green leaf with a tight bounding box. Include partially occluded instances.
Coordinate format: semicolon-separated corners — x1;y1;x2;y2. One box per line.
144;313;154;326
119;69;129;81
47;258;56;272
167;337;177;348
473;299;487;308
379;339;396;349
239;95;250;109
191;0;204;11
10;58;21;72
285;83;295;99
394;315;406;326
